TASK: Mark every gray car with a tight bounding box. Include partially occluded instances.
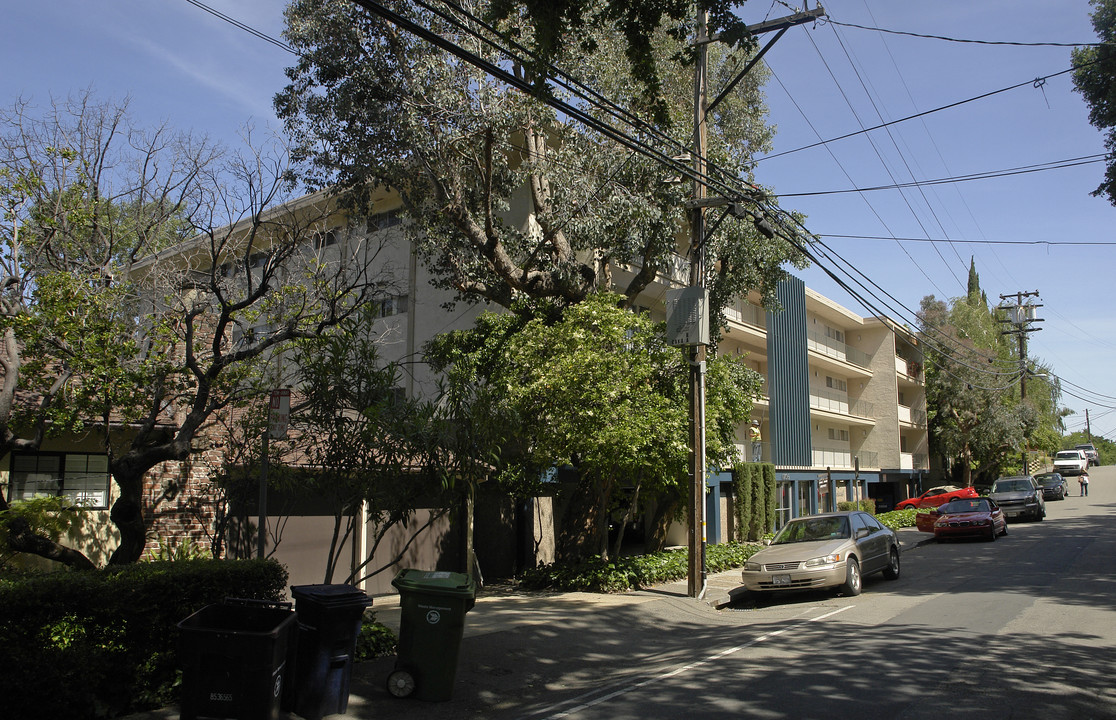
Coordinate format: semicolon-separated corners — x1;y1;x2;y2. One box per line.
988;475;1046;521
741;511;901;597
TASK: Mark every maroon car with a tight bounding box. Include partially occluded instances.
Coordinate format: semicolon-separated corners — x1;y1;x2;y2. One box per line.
916;498;1008;541
896;485;979;510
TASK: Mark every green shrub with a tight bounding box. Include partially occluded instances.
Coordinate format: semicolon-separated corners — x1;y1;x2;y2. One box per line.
0;558;286;720
355;610;396;661
518;541;763;593
837;499;877;514
877;508;918;529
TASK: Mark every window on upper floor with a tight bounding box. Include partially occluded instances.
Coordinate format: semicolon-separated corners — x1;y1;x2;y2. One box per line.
828;428;850;442
378;294;409;317
825;325;845;343
312;229;340;250
825;376;847;392
368;210;402;231
8;452;111;509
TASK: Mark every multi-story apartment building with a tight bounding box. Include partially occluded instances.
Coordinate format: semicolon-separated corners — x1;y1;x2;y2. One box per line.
2;185;930;589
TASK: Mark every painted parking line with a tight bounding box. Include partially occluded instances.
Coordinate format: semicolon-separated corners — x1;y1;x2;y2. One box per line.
531;605;854;720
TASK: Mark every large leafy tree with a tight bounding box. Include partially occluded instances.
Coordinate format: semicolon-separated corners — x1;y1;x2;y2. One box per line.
0;93;392;565
276;0;804;318
428;293;761;561
1073;0;1116;205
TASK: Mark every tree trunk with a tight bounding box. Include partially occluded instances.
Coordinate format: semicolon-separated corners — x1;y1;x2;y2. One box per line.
107;471;148;565
4;514;95;570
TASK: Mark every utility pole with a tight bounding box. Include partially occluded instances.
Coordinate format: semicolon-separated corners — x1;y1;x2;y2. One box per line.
675;5;825;600
997;291;1043;474
1086;409;1092;443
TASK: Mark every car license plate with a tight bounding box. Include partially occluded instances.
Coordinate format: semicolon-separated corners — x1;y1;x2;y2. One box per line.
772;574;792;586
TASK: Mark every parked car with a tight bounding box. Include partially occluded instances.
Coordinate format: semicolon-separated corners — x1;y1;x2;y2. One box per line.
915;497;1007;541
1075;443;1100;467
1053;449;1089;476
741;511;901;598
1033;471;1070;500
895;485;980;510
988;475;1046;521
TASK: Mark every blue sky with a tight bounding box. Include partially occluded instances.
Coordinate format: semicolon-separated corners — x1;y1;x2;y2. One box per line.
4;0;1115;439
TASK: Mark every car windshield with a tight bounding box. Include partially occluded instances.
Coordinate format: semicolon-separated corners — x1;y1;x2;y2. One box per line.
992;479;1030;493
1055;452;1080;460
940;499;990;514
1035;476;1058;485
772;517;850;544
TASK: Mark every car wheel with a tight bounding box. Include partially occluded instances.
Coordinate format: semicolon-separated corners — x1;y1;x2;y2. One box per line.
840;557;862;596
1000;522;1008;536
987;525;997;541
883;547;900;580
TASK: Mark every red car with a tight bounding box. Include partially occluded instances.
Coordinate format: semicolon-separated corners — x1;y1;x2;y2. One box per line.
916;497;1008;541
895;485;979;510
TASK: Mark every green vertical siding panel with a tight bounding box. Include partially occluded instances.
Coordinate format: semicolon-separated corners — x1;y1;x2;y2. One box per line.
766;277;811;466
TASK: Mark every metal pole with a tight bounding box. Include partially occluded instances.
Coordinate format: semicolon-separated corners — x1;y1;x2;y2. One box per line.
258;429;268;559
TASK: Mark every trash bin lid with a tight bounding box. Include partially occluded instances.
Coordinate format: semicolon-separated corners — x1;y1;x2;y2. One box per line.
290;584;372;608
391;569;476;598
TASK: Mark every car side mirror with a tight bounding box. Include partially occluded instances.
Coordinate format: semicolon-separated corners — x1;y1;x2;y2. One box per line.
856;528;870;539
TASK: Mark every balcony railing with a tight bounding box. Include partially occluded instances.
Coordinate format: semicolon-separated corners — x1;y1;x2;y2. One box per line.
900;452;930;470
809;386;874;418
725;299;767;330
807;330;871;368
810;448;880;469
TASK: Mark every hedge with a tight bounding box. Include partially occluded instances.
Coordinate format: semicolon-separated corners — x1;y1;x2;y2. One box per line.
0;558;286;720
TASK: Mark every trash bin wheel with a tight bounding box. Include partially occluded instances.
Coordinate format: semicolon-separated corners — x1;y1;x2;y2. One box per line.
387;668;416;698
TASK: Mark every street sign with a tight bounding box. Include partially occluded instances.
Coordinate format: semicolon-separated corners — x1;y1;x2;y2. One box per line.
268;389;290;439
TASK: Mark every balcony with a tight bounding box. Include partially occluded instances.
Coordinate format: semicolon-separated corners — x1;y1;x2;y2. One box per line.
898;404;927;427
724;299;767;330
807;330;871;369
809;386;874;418
900;452;930;471
811;448;880;470
896;355;923;382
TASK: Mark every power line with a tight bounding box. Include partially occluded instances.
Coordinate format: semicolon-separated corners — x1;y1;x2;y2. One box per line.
819;233;1116;246
826;19;1106;47
183;0;296;54
757;64;1091;163
773;154;1109;197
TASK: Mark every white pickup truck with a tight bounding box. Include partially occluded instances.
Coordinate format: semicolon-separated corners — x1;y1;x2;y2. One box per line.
1053;449;1089;476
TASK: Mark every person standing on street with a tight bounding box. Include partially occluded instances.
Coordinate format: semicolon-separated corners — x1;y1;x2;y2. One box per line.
1079;472;1090;497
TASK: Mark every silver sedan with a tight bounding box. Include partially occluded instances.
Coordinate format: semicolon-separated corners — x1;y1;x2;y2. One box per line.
741;511;901;597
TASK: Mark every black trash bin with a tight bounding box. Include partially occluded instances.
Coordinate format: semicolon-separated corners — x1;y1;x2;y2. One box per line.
288;583;372;720
177;598;298;720
388;569;476;702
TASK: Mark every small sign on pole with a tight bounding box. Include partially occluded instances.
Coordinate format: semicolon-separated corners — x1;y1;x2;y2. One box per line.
268;389;290;440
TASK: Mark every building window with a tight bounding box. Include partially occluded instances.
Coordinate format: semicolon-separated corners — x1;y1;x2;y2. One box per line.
8;452;111;509
828;428;850;442
825;326;845;344
248;252;269;269
368;210;402;231
379;294;409;317
826;376;847;392
312;229;339;249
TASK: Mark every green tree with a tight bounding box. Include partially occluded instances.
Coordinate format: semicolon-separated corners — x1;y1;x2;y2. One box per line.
276;0;804;318
0;93;393;566
429;292;761;561
291;303;462;584
1073;0;1116;205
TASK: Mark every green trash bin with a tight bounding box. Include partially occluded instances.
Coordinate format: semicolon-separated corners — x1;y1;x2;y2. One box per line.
388;569;476;701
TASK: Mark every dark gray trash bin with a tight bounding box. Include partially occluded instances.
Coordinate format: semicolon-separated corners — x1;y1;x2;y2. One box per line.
177;598;297;720
288;583;372;720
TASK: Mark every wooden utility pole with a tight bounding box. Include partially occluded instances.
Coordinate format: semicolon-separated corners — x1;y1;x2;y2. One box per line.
683;5;825;600
997;292;1042;473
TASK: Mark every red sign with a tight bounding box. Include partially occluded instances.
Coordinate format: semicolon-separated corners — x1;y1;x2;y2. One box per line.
268;389;290;439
